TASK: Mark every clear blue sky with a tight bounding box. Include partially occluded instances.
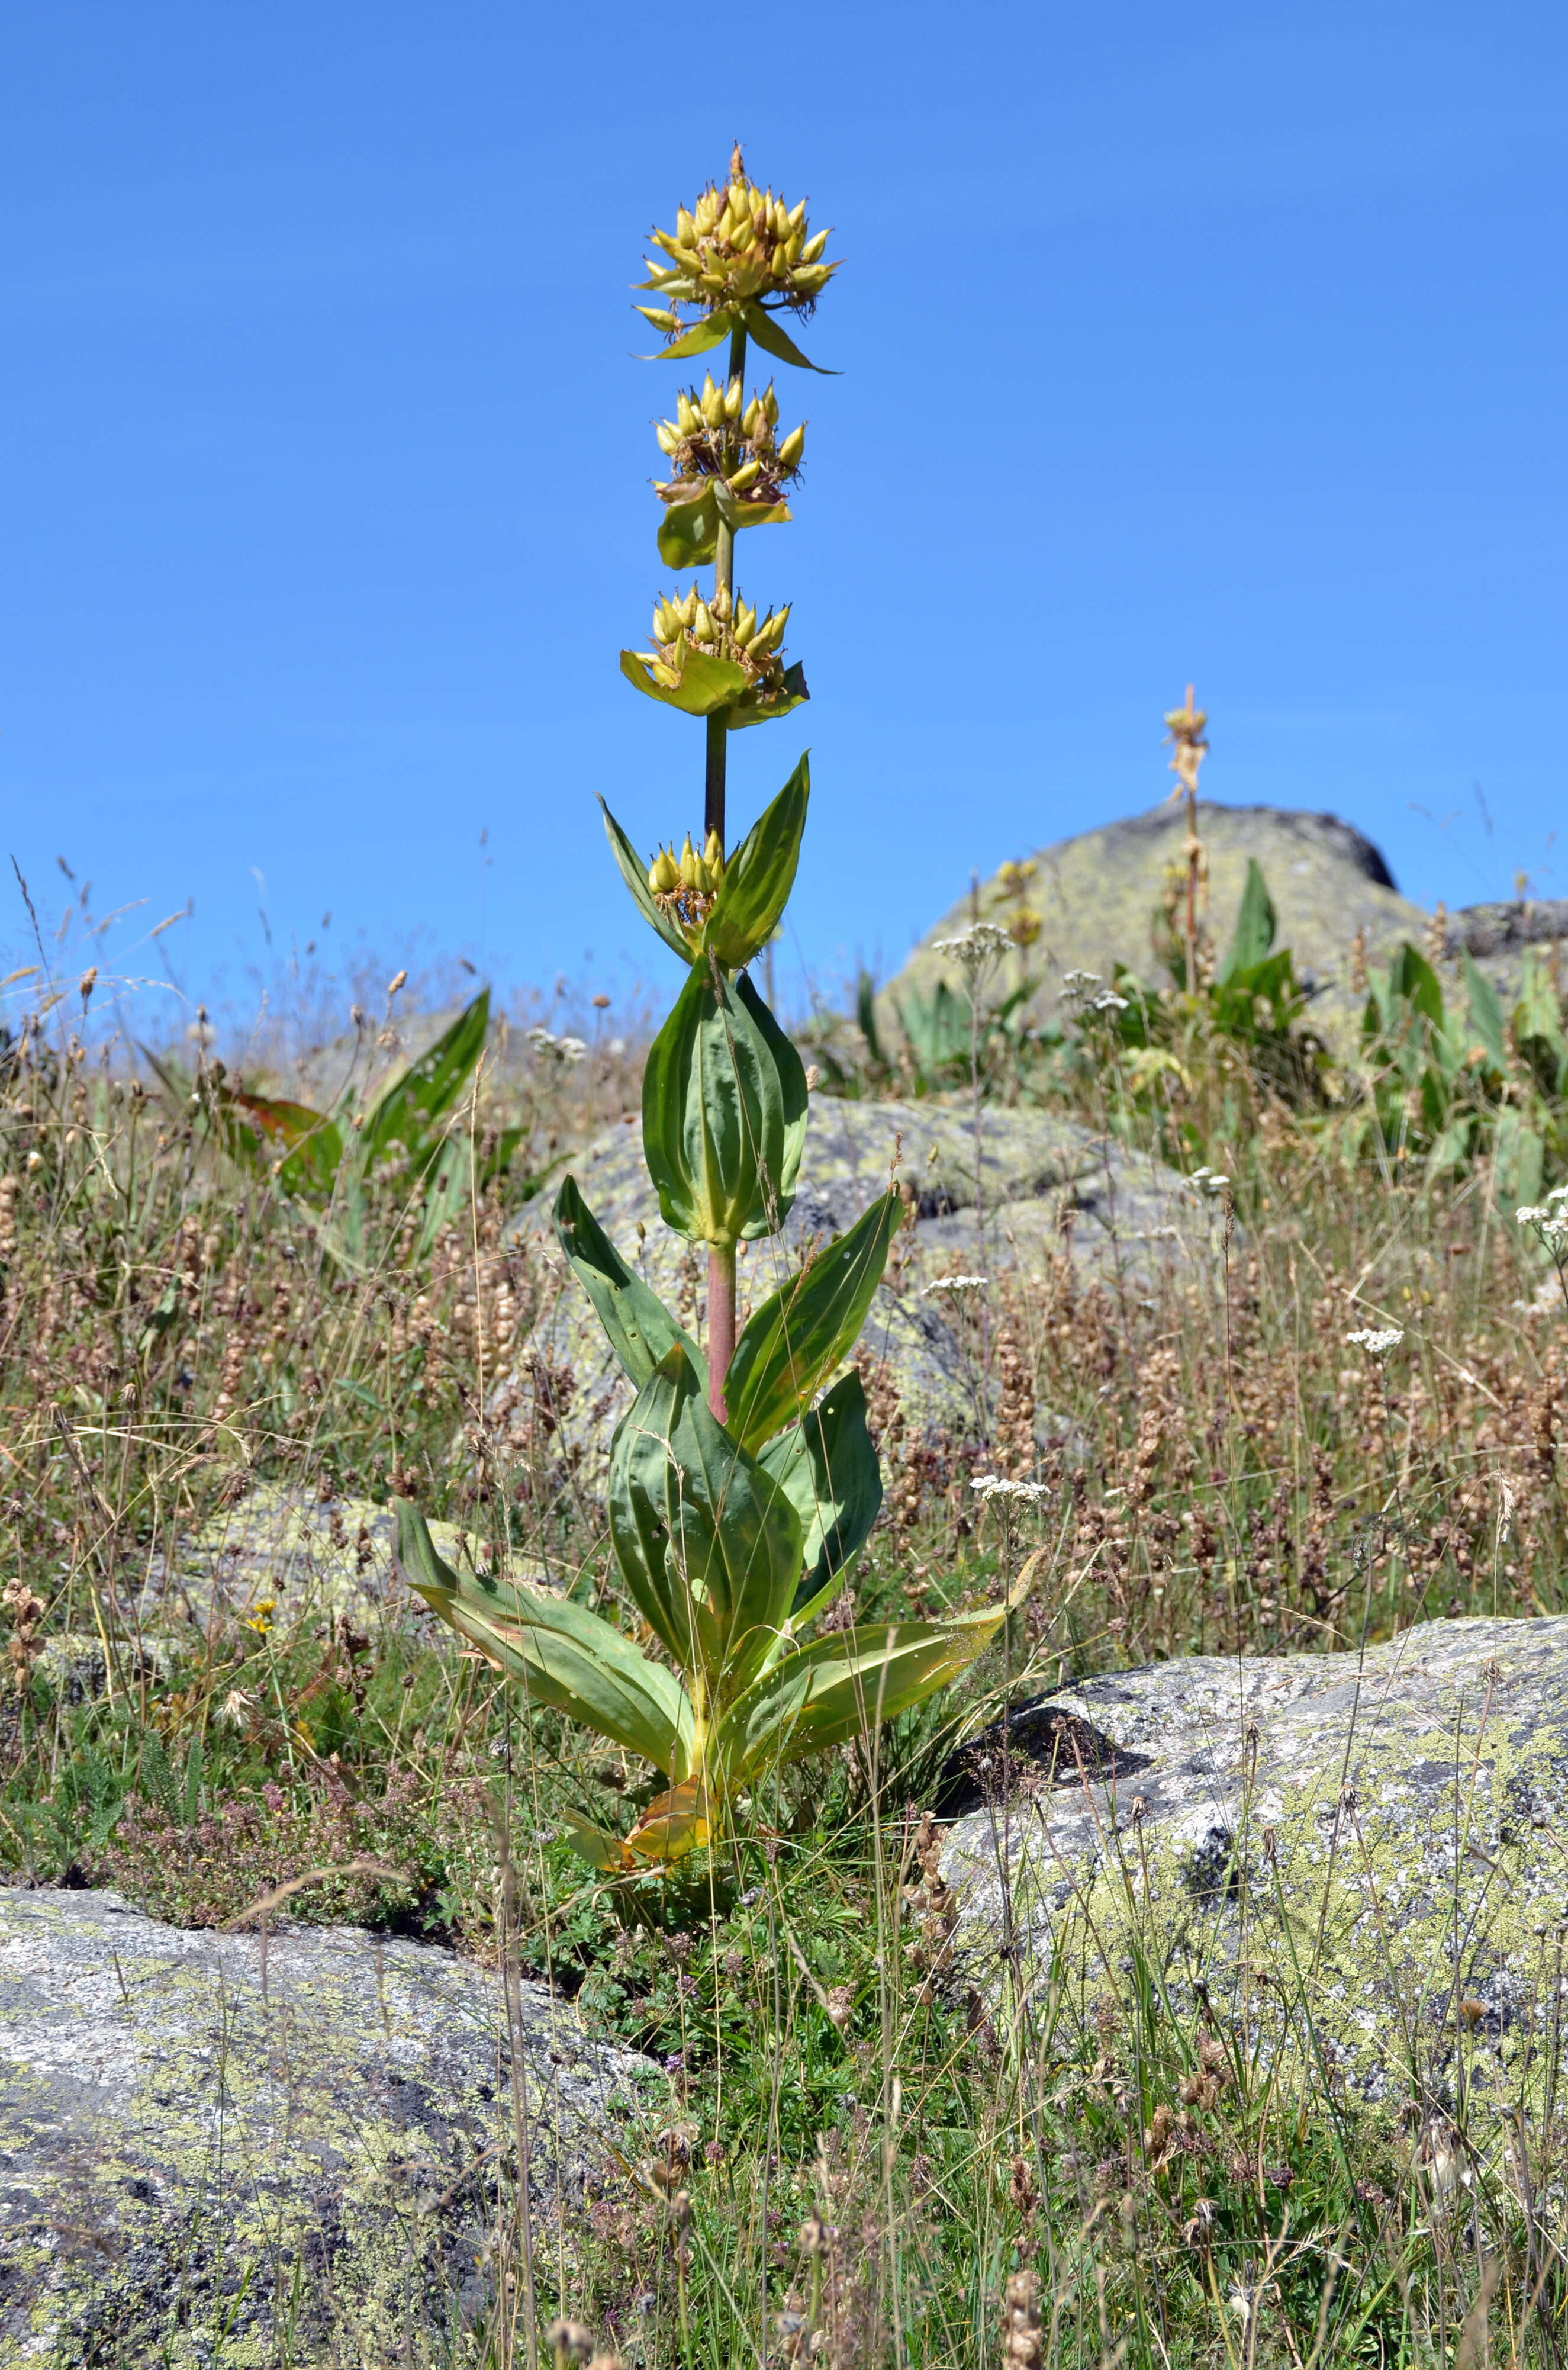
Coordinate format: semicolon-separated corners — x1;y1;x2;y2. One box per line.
4;1;1565;1042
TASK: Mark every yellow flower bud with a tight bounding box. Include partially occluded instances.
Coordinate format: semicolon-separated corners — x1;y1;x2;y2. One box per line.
792;264;831;295
735;600;756;644
787;198;806;234
655;420;680;456
728;458;762;493
704;828;725;880
784;228;804;266
693;854;714;893
693;600;716;642
778;425;806;469
740;395;759;436
679;590;698;628
680;834;698;887
711;581;732;623
799;229;829;265
763;382;779;426
676;391;696;433
637;307;681;333
701;378;724;428
675;207;696;243
724;375;743;420
656;845;681;892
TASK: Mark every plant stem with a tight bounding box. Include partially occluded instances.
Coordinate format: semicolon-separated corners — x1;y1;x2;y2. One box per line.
703;320;748;850
707;1242;736;1423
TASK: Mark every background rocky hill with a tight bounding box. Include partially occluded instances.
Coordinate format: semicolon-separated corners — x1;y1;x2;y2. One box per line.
885;798;1567;1034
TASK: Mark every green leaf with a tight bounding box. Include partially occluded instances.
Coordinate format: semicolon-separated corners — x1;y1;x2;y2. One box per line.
1217;861;1277;985
553;1175;706;1391
726;1192;900;1453
739;301;841;375
359;992;490;1165
757;1367;883;1628
1386;943;1445;1029
608;1344;803;1699
642;961;806;1247
620;644;750;718
394;1501;696;1778
720;1554;1044;1781
898;979;972;1070
1463;953;1508;1072
1514;949;1568;1094
559;1810;630;1872
221;1087;345;1197
640;307;739;364
856;970;887;1069
725;660;810;731
656;487;791;571
597;794;693;963
1495;1107;1546;1212
656;484;720;571
703;753;810;971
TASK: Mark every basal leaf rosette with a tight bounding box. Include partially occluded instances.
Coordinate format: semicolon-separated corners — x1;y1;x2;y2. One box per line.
620;580;807;729
653;374;803;568
635;149;839;374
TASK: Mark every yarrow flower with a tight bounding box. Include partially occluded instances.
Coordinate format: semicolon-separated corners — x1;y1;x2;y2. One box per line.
932;922;1012;971
923;1274;987;1294
526;1026;588;1064
970;1475;1050;1501
1090;989;1130;1013
1191;1166;1231;1194
1345;1326;1403;1356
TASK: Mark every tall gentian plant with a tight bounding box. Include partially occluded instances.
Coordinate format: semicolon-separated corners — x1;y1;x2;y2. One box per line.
396;153;1035;1870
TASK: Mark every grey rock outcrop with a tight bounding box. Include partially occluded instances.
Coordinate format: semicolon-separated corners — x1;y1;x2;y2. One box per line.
891;800;1423;1031
0;1888;655;2366
501;1098;1210;1481
942;1617;1568;2103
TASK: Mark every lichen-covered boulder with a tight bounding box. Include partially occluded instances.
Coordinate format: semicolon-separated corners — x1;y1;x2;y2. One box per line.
941;1617;1568;2104
500;1098;1206;1480
138;1481;546;1637
0;1888;656;2366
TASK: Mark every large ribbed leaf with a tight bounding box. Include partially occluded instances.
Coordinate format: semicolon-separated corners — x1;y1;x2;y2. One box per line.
394;1502;694;1779
756;1366;883;1629
725;1191;899;1453
608;1343;802;1699
642;960;806;1247
719;1552;1045;1781
552;1176;706;1391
